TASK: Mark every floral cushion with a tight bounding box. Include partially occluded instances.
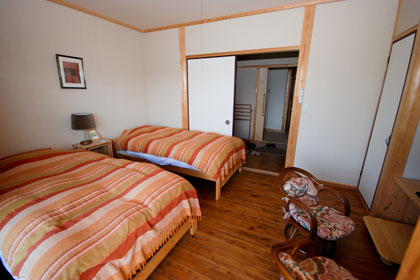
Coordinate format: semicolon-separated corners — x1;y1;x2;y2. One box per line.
289;204;355;241
299;193;319;207
278;252;314;280
283;177;319;206
283;177;310;197
299;256;358;280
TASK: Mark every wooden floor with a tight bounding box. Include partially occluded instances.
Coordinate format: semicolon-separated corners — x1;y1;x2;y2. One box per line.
244;152;285;173
262;130;288;144
149;170;399;280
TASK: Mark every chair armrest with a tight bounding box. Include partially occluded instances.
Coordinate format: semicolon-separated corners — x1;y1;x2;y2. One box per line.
272;236;316;257
271;237;317;280
318;187;351;216
287;198;318;241
279;167;323;189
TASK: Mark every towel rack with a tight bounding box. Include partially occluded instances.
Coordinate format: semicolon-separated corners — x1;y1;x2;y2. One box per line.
234;104;252;140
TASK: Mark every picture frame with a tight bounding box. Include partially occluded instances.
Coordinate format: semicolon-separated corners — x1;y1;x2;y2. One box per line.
56;54;87;89
88;129;102;141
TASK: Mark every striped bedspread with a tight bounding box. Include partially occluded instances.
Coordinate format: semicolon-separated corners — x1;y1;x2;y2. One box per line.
113;126;246;185
0;149;201;280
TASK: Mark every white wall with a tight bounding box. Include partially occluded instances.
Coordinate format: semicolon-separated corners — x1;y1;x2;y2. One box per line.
143;29;182;128
294;0;398;185
396;0;420;35
185;8;304;55
0;0;148;157
265;69;288;130
403;121;420;180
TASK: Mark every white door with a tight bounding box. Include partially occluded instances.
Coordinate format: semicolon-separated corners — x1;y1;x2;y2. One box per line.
188;56;236;136
359;33;415;208
254;68;269;141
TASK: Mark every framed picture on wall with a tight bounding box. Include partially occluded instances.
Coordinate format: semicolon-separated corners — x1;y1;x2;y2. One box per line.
56;54;87;89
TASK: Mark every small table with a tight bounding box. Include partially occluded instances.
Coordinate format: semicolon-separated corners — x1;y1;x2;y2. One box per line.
364;177;420;264
364;216;414;264
72;139;114;157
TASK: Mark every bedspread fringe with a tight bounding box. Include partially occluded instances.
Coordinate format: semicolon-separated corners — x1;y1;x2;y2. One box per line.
129;215;201;279
218;149;246;186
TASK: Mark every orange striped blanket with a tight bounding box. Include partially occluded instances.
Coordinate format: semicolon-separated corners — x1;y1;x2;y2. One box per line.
113;126;246;186
0;149;201;280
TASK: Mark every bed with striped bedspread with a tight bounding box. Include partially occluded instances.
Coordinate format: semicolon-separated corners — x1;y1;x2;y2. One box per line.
0;149;201;280
113;126;246;188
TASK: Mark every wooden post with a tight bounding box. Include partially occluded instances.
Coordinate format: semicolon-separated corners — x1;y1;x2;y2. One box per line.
285;5;315;167
282;68;294;131
190;220;198;235
179;27;188;130
215;181;221;200
396;218;420;280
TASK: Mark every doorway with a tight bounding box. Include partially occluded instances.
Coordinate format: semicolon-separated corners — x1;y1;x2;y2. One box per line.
261;67;296;146
233;51;298;173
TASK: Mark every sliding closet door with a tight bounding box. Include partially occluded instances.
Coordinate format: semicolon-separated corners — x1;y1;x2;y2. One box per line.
188;56;236;136
359;33;416;208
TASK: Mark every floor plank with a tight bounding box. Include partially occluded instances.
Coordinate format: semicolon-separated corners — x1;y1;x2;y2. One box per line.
149;171;399;280
244;152;285;173
262;130;288;144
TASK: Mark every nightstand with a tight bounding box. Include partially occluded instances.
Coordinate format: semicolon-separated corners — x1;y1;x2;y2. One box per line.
72;139;114;157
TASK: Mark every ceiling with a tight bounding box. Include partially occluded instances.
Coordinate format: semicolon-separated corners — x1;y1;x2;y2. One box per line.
52;0;311;31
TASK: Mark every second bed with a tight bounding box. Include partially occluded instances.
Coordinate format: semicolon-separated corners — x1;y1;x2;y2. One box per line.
113;125;246;200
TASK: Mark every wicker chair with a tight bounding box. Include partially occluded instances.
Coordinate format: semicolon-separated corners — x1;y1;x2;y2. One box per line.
278;167;355;255
271;237;358;280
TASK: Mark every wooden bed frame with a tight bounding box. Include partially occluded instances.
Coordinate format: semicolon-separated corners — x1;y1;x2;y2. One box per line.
133;220;197;279
116;152;242;200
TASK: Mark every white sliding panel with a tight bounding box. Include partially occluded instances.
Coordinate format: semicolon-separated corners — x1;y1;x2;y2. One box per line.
359;33;415;208
188;56;236;136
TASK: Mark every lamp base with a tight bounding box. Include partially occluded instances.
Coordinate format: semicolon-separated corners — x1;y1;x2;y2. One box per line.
80;140;92;145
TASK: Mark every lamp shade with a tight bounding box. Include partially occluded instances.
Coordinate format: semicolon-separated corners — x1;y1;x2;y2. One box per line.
71;113;95;130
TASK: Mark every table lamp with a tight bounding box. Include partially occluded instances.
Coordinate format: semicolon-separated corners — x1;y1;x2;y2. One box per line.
71;113;96;145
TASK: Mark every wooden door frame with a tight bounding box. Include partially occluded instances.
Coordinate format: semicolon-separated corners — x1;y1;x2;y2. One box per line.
179;5;315;167
252;68;260;140
282;68;295;132
253;67;269;141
